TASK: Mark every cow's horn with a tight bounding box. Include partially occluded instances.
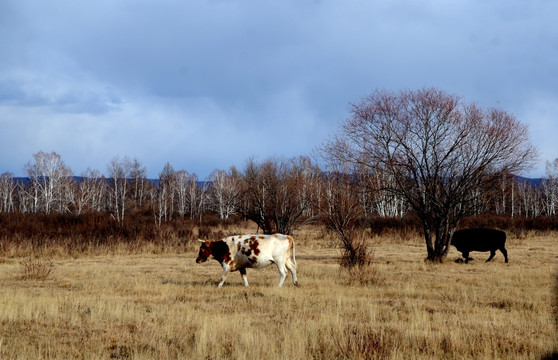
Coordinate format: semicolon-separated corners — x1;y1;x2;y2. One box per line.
198;239;205;243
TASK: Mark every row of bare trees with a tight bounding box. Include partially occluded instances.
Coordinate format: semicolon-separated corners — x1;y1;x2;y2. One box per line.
1;151;555;227
440;169;558;220
490;169;558;219
0;152;212;226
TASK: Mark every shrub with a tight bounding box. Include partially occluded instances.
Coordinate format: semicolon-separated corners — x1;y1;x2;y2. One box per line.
17;257;55;280
338;231;383;285
339;231;372;268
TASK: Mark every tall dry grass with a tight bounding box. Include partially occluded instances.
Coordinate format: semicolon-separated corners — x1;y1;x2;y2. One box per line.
0;227;556;359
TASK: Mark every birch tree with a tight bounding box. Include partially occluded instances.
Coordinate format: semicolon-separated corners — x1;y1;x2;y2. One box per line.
209;168;240;220
153;162;175;226
24;151;73;214
175;170;190;217
368;170;407;218
543;159;558;216
0;172;16;212
129;158;147;210
107;156;131;223
189;174;209;223
73;168;106;214
174;170;208;221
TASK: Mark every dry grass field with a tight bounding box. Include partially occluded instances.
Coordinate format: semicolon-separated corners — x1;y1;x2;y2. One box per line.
0;227;556;359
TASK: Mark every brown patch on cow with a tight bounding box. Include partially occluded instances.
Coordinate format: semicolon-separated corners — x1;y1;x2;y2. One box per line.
237;242;241;252
250;236;256;241
249;239;260;255
196;242;212;263
210;240;232;264
258;236;265;239
249;256;258;264
243;239;249;244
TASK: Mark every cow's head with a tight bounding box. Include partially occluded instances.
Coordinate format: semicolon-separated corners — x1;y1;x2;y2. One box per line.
196;240;212;263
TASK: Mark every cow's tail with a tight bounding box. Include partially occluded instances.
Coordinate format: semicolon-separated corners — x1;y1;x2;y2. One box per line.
288;235;297;268
286;235;299;286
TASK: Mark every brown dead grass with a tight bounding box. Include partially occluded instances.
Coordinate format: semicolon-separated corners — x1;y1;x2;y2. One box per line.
0;228;556;359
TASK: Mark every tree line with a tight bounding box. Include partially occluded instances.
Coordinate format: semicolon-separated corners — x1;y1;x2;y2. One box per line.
1;151;556;228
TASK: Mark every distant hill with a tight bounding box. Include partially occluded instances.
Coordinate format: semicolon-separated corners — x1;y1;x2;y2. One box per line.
513;176;543;187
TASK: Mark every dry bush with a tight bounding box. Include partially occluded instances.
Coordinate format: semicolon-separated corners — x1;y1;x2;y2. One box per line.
17;257;55;280
339;232;384;286
339;231;372;268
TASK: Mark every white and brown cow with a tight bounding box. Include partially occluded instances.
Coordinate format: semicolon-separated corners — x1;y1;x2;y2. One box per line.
196;234;298;287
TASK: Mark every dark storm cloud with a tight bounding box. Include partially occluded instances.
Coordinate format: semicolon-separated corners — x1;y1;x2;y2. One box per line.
0;0;557;178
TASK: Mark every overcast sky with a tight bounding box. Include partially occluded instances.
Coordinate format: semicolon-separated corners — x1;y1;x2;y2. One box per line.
1;1;557;179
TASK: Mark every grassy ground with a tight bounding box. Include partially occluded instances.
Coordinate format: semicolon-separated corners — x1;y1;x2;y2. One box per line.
0;229;556;359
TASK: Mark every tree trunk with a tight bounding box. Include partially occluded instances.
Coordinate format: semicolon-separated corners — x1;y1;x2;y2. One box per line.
424;227;451;262
423;227;436;261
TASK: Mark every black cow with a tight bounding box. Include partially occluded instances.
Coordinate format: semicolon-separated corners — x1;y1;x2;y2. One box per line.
451;228;508;263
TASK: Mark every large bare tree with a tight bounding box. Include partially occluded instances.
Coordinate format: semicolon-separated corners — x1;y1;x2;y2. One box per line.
324;88;537;261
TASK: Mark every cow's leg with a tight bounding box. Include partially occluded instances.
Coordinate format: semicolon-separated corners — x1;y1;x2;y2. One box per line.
500;247;509;263
463;251;473;263
218;264;231;288
239;268;249;287
285;258;298;286
276;262;287;287
486;250;496;262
